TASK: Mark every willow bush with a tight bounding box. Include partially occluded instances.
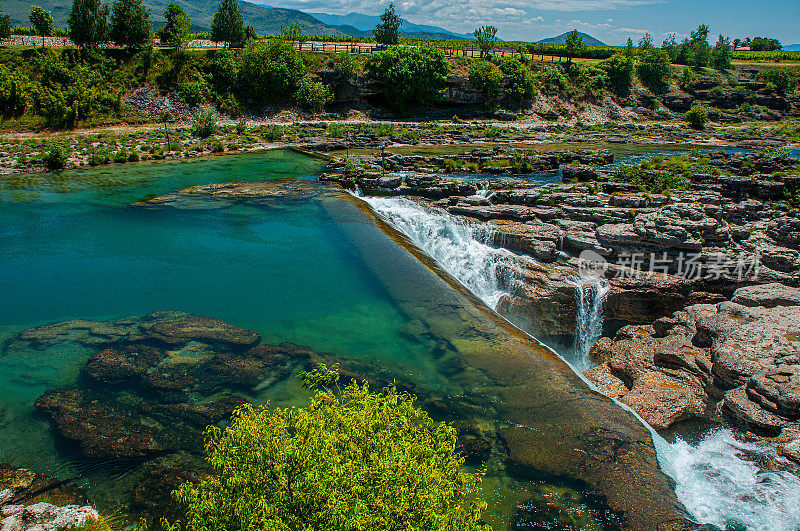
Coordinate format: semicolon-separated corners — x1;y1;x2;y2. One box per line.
172;364;489;531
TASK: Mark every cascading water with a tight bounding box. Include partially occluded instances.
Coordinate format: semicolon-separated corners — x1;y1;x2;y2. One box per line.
355;195;518;308
354;193;800;530
569;274;610;371
656;430;800;531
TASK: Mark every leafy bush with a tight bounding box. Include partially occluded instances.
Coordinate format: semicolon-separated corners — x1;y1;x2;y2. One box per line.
537;68;568;95
0;66;30;118
210;50;239;95
685;104;708;129
42;141;69;170
575;65;608;97
262;125;283;141
637;48;672;92
494;57;534;103
211;140;224;152
235;119;247;134
331;51;358;81
469;61;502;100
755;68;798;95
600;53;634;96
294;77;333;114
172;364;489;530
179;71;212;105
238;39;305;103
191;110;218;138
365;46;449;109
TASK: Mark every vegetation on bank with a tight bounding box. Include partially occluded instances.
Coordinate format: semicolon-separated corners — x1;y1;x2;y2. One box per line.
163;364;489;530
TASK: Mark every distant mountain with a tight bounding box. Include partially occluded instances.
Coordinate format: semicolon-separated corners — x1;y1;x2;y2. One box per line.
309;11;474;40
2;0;475;40
538;31;606;46
784;44;800;52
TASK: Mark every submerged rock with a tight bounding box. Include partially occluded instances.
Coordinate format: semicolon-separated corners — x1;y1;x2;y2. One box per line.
1;502;99;531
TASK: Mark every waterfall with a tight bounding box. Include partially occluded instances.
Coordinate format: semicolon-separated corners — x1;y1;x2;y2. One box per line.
656;430;800;531
354;196;518;309
569;274;610;371
354;193;800;530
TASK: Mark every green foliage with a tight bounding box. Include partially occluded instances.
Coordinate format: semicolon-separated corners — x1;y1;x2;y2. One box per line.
42;141;69;170
0;12;10;40
172;368;489;531
261;125;283;141
210;49;238;94
238;39;304;103
537;68;568;95
331;51;358;81
211;0;244;45
365;46;448;109
637;48;672;92
600;53;634;96
158;3;191;49
685;104;708;129
711;34;731;70
473;25;498;58
373;3;401;46
179;70;212;104
29;6;55;37
564;29;586;64
294;77;332;114
494;57;535;103
615;164;688;193
109;0;151;49
68;0;110;47
755;68;798;95
575;64;608;97
191;110;217;138
750;37;782;52
280;22;306;47
469;61;502;101
0;65;30;118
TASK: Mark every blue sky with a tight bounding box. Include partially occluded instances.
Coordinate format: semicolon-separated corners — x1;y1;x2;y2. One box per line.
258;0;800;45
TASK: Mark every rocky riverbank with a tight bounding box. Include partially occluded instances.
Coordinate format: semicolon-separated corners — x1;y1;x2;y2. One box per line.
320;146;800;461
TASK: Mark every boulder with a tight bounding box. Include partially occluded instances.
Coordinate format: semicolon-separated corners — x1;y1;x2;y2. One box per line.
731;282;800;308
144;314;260;349
0;502;99;531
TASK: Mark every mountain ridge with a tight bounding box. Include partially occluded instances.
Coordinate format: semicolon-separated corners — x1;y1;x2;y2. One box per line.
538;31;606;46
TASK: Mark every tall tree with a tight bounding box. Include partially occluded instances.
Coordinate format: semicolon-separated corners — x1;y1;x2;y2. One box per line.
68;0;110;47
711;34;731;70
280;22;305;50
638;33;653;50
0;12;10;40
158;2;191;49
473;25;498;58
564;29;585;66
110;0;151;48
688;24;711;67
29;6;55;47
211;0;244;47
373;3;401;46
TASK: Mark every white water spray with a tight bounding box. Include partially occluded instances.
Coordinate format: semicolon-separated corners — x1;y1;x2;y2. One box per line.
356;195;517;308
354;193;800;530
569;274;610;371
657;430;800;531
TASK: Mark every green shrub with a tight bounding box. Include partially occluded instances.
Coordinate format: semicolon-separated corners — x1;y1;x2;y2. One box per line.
238;39;305;103
179;71;212;105
294;77;333;114
262;125;283;141
326;122;344;137
600;53;634;96
211;49;239;95
685;105;708;129
192;110;218;138
494;57;534;103
755;68;798;95
537;68;568;95
469;61;503;100
331;51;359;81
42;141;69;170
637;48;672;93
172;364;489;531
211;140;224;153
113;149;128;163
365;46;449;109
235;119;247;134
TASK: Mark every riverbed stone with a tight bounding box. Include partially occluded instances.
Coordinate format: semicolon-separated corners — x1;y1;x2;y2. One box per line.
731;282;800;308
144;314;260;349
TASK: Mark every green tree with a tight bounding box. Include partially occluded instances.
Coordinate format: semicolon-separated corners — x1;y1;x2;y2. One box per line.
0;0;10;40
495;56;535;103
638;33;653;50
211;0;244;47
637;48;672;92
625;37;634;58
469;61;503;101
601;53;634;96
158;2;191;49
564;29;586;66
473;25;498;58
365;45;448;109
280;22;306;50
750;37;782;51
238;38;304;103
688;24;711;67
661;33;678;61
109;0;151;48
756;68;798;95
373;3;401;45
331;51;358;81
29;6;55;47
711;34;731;70
173;365;489;531
244;24;255;41
68;0;110;47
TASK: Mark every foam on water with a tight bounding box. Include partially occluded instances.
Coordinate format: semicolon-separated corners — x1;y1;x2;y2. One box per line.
657;429;800;531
